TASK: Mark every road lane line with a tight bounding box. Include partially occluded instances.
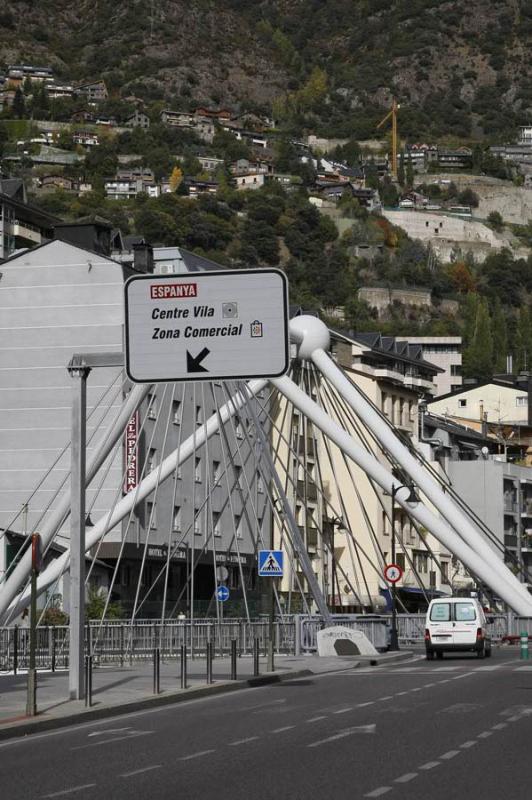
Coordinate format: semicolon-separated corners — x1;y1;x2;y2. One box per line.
364;787;392;797
120;765;162;777
477;732;493;738
228;737;259;746
308;725;376;747
460;741;477;748
70;731;153;750
440;751;459;760
378;696;393;701
180;749;216;761
307;716;328;723
43;785;96;798
357;701;375;706
271;725;295;733
491;723;507;730
395;773;418;783
333;707;353;714
419;761;440;770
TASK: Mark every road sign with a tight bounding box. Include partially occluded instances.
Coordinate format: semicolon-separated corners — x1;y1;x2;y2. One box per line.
258;550;284;577
124;269;289;383
216;585;230;602
384;563;403;583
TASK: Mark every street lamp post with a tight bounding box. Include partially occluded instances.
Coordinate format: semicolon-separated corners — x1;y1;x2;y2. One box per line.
389;483;418;652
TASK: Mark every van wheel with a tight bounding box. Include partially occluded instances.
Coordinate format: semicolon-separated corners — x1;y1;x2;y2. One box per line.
485;645;492;658
477;643;486;659
436;651;444;660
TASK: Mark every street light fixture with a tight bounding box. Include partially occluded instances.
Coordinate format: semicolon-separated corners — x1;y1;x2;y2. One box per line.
389;482;419;651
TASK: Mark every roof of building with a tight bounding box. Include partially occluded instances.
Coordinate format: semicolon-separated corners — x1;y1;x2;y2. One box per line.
332;329;444;374
428;378;528;403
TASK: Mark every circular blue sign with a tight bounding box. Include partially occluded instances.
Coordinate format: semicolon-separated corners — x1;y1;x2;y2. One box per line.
216;585;230;602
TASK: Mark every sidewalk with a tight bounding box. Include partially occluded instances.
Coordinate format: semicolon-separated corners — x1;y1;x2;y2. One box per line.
0;650;413;739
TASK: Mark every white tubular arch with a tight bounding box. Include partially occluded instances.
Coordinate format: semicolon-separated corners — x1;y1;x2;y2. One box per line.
289;315;532;616
3;380;269;622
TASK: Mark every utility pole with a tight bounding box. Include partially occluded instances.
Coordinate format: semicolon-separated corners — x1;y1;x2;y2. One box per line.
68;360;91;700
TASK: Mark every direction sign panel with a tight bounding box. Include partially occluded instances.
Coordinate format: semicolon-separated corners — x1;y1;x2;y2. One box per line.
258;550;284;577
216;585;230;602
384;563;403;584
124;269;289;383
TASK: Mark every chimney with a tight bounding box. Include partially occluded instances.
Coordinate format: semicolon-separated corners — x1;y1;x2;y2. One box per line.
507;354;513;374
133;243;154;274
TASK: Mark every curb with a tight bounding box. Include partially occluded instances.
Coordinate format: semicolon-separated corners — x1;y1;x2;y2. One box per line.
0;669;313;742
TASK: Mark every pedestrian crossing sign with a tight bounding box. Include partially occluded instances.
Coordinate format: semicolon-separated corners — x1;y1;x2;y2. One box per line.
258;549;284;577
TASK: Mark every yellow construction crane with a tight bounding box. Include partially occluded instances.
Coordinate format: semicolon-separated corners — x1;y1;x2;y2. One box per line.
377;98;399;180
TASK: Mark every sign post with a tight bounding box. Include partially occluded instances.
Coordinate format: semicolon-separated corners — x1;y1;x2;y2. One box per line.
259;551;284;672
26;533;42;716
124;269;289;384
384;562;403;652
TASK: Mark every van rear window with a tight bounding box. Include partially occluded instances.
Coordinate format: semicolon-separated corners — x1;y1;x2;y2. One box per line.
430;603;450;621
455;602;476;621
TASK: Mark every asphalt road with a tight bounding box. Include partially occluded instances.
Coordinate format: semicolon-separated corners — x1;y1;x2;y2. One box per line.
1;648;531;800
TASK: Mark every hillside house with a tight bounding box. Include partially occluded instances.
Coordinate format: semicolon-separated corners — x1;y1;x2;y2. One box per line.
76;80;108;103
7;65;53;86
194;107;231;121
72;131;99;147
124;110;150;129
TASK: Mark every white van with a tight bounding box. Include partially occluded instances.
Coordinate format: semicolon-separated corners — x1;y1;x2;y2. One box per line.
425;597;492;660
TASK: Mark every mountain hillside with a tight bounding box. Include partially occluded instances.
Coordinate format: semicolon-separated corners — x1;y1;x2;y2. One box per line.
1;1;531;139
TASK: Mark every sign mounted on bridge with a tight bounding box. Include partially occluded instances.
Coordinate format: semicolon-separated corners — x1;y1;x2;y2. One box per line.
124;269;289;383
258;550;284;577
384;563;403;584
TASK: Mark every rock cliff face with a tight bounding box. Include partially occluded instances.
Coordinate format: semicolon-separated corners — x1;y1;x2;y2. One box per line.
1;1;530;137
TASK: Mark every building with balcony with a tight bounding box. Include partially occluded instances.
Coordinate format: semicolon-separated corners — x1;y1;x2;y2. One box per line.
0;178;59;260
395;336;462;397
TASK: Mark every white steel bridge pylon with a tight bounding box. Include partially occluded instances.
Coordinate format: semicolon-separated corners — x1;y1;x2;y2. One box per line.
1;316;532;623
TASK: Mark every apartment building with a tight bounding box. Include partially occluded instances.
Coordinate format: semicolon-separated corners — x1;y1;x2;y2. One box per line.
395;336;462;397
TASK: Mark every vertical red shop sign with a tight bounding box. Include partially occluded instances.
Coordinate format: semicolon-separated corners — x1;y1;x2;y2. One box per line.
124;411;139;493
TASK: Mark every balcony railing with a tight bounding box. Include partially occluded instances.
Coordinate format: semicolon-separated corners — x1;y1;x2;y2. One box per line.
296;480;318;502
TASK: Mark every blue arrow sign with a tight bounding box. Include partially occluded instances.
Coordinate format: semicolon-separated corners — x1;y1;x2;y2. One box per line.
258;550;284;577
216;585;230;602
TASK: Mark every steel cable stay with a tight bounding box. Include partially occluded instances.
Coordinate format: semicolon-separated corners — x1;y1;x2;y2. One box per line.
0;371;126;589
315;367;432;608
0;368;123;546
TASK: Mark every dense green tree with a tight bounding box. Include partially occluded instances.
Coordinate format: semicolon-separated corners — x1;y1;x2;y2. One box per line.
12;88;26;119
463;298;493;380
397;152;405;187
405;155;414;188
491;300;508;373
515;306;532;372
487;211;504;231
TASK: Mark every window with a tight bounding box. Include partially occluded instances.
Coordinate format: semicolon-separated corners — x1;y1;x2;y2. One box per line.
234;513;243;539
147;448;157;473
516;396;528;407
195;405;203;426
458;399;467;408
430;603;450;621
173;506;181;532
172;400;182;424
396;553;405;570
413;550;429;573
213;511;221;537
441;561;449;583
257;472;264;493
195;457;202;482
194;508;201;535
455;602;476;621
213;460;221;483
235;415;244;439
147;501;157;529
147;393;157;419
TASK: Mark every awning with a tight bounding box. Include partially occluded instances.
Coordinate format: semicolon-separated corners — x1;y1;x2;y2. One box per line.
379;586;446;611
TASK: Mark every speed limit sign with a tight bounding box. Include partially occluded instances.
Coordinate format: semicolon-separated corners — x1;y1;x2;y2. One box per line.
384;563;403;583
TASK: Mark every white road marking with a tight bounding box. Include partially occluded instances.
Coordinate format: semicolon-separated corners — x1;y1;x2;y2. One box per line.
424;683;436;687
364;787;392;797
460;741;478;748
43;785;96;798
475;666;500;671
396;691;408;696
180;749;216;761
411;687;421;692
514;666;532;671
307;716;328;723
440;751;459;760
243;699;286;710
438;679;450;684
333;707;353;714
394;667;422;672
308;725;376;747
491;723;507;730
477;732;492;738
395;773;418;783
419;761;440;770
506;716;520;722
71;731;153;750
379;696;393;701
88;728;131;737
357;701;375;706
228;737;259;746
434;667;458;672
271;725;295;733
120;765;162;777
